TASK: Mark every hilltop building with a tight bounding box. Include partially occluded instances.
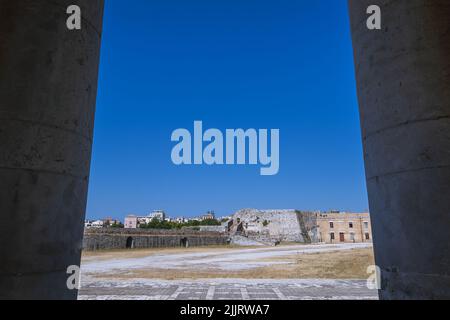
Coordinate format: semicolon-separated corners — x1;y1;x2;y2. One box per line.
200;211;216;221
149;210;166;221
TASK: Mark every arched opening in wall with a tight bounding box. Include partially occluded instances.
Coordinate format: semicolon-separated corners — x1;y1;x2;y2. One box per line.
81;0;377;301
126;236;134;249
180;238;189;248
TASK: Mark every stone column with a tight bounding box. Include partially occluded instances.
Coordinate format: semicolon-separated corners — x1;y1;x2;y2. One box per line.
348;0;450;299
0;0;104;299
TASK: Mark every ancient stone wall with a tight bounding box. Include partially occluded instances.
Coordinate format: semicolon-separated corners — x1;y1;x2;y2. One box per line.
230;209;319;244
83;228;229;251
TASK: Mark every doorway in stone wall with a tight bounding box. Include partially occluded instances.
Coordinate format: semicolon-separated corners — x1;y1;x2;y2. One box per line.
180;238;189;248
126;237;134;249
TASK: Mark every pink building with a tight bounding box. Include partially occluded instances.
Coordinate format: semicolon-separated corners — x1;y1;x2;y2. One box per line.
124;215;138;229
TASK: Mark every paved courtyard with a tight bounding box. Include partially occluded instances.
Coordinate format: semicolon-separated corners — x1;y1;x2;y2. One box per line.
79;278;378;300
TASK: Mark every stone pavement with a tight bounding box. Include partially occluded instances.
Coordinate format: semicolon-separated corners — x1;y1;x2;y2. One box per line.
79;278;379;300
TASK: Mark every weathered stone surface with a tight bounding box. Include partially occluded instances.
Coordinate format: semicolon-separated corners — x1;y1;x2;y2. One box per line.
229;209;319;244
349;0;450;299
0;0;104;300
83;228;229;251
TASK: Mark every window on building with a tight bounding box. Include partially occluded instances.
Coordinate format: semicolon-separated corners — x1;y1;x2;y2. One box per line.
364;222;369;229
350;233;355;242
365;233;370;240
330;233;335;241
349;222;354;228
329;222;334;229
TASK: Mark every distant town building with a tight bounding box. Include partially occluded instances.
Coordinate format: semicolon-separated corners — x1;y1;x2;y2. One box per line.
85;217;122;229
84;220;94;228
102;217;121;226
316;212;372;244
124;211;168;229
175;217;188;223
200;211;215;221
149;210;166;221
90;220;104;228
137;216;152;225
124;215;138;229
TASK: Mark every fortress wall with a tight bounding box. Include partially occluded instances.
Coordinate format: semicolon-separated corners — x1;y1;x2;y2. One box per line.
83;229;229;251
232;209;319;243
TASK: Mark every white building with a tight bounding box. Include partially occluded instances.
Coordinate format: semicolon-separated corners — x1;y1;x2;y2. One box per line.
137;216;152;225
124;211;169;229
149;210;166;221
90;220;104;228
175;217;188;223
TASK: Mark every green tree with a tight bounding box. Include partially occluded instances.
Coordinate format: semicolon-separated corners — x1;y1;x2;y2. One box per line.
139;218;222;230
111;222;124;228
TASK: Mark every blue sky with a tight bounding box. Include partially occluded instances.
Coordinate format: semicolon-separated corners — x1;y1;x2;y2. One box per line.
86;0;368;220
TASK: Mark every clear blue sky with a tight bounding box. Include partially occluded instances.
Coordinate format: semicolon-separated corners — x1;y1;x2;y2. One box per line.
86;0;369;220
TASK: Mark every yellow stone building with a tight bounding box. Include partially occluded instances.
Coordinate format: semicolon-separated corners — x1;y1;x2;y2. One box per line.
317;212;372;244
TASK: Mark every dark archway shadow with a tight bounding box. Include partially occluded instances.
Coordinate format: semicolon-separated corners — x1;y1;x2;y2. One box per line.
180;237;189;248
126;236;134;249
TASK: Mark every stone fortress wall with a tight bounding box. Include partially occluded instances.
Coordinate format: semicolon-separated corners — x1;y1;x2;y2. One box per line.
83;210;371;251
83;228;229;251
228;209;320;244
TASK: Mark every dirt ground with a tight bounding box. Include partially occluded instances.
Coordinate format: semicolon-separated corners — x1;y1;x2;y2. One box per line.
82;244;375;280
81;245;259;261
